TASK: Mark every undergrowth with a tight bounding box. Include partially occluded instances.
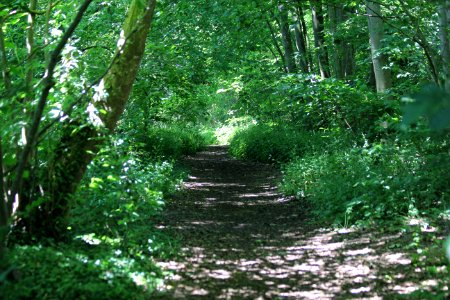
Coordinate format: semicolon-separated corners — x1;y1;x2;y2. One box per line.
228;78;450;228
135;125;208;158
1;126;211;299
228;123;353;163
280;134;450;226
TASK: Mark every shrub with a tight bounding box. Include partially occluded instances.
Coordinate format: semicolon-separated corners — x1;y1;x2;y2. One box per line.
229;124;311;163
237;73;399;138
1;246;162;300
280;137;450;226
136;125;207;158
1;135;181;299
199;127;218;145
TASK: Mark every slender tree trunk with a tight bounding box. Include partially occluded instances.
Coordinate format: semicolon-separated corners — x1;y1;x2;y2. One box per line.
299;5;309;55
439;0;450;91
294;23;308;73
310;0;330;78
328;4;344;79
343;39;355;77
329;4;356;79
366;0;392;92
25;0;37;98
278;4;297;73
0;29;12;249
368;61;377;89
18;0;158;239
297;3;312;72
0;137;7;264
395;0;440;85
18;0;39;216
44;0;53;63
0;26;12;93
266;20;286;69
9;0;95;231
0;25;14;244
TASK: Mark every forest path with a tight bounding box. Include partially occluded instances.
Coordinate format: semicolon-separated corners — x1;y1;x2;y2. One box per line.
155;146;435;299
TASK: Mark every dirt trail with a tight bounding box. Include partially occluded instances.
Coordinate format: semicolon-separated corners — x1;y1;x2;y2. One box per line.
155;146;445;299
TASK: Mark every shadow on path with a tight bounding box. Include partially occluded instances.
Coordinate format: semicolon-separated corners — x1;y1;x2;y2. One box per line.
155;146;447;299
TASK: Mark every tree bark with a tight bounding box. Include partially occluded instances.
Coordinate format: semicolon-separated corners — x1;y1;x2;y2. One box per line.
439;0;450;91
0;26;12;94
328;3;343;79
17;0;158;238
9;0;95;220
278;4;297;73
310;0;330;78
5;0;157;239
343;39;355;78
329;4;355;79
25;0;37;99
294;23;308;73
366;0;392;92
296;3;312;72
0;28;12;248
44;0;53;64
0;137;7;263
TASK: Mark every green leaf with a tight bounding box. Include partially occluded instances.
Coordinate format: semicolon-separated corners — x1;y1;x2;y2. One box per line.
402;85;450;130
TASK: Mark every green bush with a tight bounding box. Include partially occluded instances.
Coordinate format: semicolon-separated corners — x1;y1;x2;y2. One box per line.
237;73;399;138
281;137;450;225
73;149;180;237
1;245;162;300
199;127;218;145
1;136;181;299
229;124;309;163
136;125;207;158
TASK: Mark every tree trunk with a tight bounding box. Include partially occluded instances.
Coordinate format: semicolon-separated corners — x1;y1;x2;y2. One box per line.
310;0;330;78
328;4;356;79
328;3;344;79
294;23;308;73
44;1;53;64
278;4;297;73
0;137;7;263
297;3;312;73
16;0;157;239
266;19;286;69
366;0;392;92
293;0;309;72
328;3;355;79
0;26;12;93
25;0;37;99
439;0;450;91
1;28;12;251
368;61;377;89
343;41;355;78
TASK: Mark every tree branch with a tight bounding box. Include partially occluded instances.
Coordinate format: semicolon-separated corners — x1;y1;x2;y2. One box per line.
9;0;94;211
266;19;286;69
367;0;440;84
37;23;148;141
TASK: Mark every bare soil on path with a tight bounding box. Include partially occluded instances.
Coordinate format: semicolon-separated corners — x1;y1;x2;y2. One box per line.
155;146;448;299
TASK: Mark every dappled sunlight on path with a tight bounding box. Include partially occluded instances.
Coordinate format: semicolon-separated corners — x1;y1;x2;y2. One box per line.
155;146;446;299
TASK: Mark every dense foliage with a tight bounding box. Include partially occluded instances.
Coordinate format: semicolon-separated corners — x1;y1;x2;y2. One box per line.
281;134;450;225
0;0;449;298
